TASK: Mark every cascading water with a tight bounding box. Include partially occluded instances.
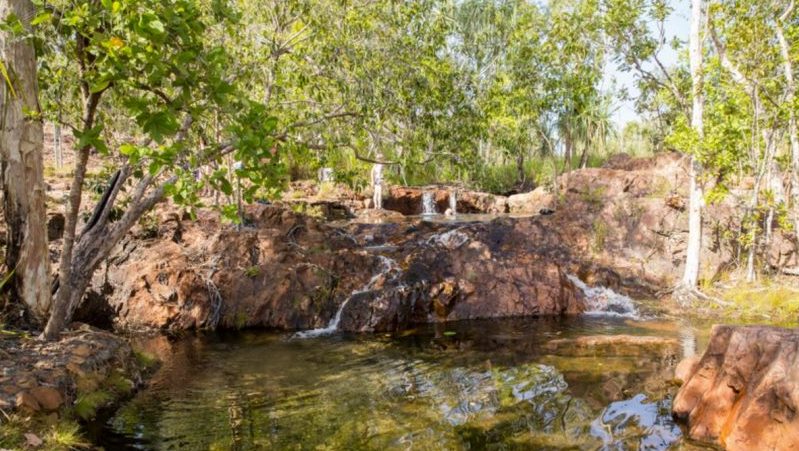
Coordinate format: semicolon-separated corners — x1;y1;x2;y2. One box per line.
448;191;457;215
422;191;436;215
294;256;399;338
567;275;640;319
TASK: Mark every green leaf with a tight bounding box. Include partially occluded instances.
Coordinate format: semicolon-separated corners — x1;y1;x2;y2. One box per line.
30;12;52;27
264;116;278;133
148;19;165;34
142;111;180;143
0;59;16;97
90;78;111;94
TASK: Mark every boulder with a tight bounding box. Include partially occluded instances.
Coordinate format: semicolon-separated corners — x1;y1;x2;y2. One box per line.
29;386;64;411
15;391;41;413
508;187;555;214
352;208;406;224
672;325;799;451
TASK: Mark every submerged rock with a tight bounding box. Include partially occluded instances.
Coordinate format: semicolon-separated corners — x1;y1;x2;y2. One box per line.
672;325;799;451
543;335;680;358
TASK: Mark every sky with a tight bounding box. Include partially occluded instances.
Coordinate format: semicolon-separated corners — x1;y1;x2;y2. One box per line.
604;1;690;127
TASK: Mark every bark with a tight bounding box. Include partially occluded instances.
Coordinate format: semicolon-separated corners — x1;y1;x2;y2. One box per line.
681;0;705;290
0;0;52;321
579;144;589;169
562;129;572;192
43;171;169;339
42;111;194;340
53;121;62;168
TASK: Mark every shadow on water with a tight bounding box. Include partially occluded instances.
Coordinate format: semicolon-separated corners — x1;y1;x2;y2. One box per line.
90;316;716;450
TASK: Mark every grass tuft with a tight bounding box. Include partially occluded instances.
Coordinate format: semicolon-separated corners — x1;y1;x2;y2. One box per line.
74;390;114;420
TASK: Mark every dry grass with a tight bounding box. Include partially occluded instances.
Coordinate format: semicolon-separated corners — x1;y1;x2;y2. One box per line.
716;283;799;322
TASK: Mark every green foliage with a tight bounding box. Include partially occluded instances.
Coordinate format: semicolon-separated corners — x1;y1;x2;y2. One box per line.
592;219;608;252
74;389;114;420
34;0;284;222
133;350;159;370
0;415;87;451
244;266;260;278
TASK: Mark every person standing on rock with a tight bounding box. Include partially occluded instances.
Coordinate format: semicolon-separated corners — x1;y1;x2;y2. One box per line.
371;162;384;210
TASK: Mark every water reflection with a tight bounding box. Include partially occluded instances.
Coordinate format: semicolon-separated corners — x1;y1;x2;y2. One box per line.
95;316;706;450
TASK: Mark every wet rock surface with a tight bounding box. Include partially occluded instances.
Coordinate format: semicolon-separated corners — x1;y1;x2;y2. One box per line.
93;205;598;333
672;325;799;451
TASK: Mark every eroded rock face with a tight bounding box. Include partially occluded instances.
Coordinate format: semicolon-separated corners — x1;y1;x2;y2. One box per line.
84;152;794;334
94;205;594;333
672;325;799;451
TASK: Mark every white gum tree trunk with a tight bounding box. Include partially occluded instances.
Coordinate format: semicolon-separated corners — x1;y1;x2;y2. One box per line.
681;0;705;290
0;0;52;320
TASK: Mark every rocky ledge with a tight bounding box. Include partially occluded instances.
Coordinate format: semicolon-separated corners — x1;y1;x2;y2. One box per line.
0;325;148;418
75;151;796;334
672;325;799;451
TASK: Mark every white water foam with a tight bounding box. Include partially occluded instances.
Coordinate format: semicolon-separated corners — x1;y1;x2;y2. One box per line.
567;275;640;319
422;191;436;215
293;256;399;338
427;228;469;249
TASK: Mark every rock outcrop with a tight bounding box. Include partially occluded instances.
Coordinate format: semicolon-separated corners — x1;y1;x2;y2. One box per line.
672;325;799;451
79;152;798;334
383;186;509;215
91;205;592;333
0;325;145;416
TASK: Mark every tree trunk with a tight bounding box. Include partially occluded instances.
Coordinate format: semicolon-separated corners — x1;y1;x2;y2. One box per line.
43;168;169;340
681;0;705;290
562;129;572;191
0;0;52;321
53;121;62;169
579;141;589;169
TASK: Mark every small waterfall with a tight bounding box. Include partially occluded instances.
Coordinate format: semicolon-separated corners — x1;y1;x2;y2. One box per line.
567;275;640;319
294;256;399;338
422;191;436;215
448;191;457;215
318;167;334;183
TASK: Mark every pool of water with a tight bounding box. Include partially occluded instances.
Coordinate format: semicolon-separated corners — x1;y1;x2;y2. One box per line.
93;316;713;450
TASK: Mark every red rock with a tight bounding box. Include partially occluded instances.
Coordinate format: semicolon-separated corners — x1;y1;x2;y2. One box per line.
672;325;799;451
15;391;41;413
29;386;64;411
673;354;700;384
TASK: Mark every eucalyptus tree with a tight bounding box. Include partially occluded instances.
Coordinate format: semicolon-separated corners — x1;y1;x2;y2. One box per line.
0;0;51;320
708;0;795;281
34;0;281;339
603;0;707;294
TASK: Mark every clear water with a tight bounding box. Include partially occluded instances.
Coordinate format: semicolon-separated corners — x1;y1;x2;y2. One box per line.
93;316;712;450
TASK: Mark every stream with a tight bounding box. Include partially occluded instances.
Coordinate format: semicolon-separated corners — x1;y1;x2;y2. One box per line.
90;315;713;450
